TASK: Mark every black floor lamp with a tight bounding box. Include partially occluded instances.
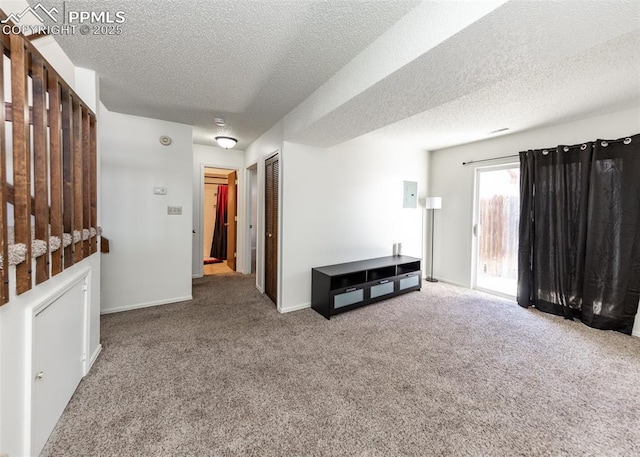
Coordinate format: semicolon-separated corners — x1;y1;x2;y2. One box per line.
425;197;442;282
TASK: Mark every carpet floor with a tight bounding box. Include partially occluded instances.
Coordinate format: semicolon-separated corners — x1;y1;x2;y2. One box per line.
41;273;640;456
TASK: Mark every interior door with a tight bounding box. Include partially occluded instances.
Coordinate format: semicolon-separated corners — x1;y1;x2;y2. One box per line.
227;171;237;271
265;154;279;304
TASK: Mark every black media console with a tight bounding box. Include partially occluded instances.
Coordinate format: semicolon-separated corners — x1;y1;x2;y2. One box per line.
311;255;422;319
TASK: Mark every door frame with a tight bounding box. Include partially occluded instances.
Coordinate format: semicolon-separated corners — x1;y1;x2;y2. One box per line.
471;162;519;300
244;162;258;279
262;150;282;310
197;163;241;278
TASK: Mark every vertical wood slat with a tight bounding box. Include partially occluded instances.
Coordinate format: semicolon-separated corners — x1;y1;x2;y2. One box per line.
11;34;32;294
61;86;74;268
81;107;90;257
89;115;97;254
0;44;9;304
31;52;49;284
0;23;98;301
48;71;63;276
72;97;83;263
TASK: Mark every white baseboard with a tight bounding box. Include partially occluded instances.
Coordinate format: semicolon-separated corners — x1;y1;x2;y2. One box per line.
101;295;193;315
424;276;470;288
85;344;102;375
280;302;310;314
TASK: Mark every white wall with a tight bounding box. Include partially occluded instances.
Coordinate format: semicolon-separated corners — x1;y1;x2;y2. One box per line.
429;107;640;335
244;121;284;295
280;137;428;312
0;14;101;454
100;108;193;313
430;107;640;287
192;144;246;277
245;120;284;167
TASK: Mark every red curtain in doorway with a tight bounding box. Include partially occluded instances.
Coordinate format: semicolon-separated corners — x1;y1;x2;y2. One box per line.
210;185;228;259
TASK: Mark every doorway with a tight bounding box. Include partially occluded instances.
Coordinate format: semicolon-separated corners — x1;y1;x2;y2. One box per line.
203;167;238;276
264;154;279;304
247;164;258;275
473;164;520;298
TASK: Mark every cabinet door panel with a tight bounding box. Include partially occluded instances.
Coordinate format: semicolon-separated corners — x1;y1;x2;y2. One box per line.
333;289;364;309
371;281;394;299
400;274;420;290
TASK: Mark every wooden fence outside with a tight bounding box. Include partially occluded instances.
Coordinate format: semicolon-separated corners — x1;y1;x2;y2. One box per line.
478;195;519;280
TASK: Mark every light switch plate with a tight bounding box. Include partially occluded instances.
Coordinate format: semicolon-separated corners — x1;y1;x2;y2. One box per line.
153;186;167;195
167;206;182;215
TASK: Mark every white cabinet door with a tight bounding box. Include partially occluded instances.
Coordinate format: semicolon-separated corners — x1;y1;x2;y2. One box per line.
32;279;85;455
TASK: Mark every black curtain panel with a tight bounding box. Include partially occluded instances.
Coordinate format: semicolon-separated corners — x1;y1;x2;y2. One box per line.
517;133;640;334
210;185;228;260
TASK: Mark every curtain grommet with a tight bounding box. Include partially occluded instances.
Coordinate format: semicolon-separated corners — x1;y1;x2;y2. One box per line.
624;137;632;145
601;141;608;147
563;146;569;152
580;144;587;150
542;150;549;155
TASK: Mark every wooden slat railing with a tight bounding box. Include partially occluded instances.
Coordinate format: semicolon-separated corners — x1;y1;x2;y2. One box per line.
90;115;97;254
0;9;99;303
72;98;83;263
0;38;8;303
32;52;49;285
49;72;64;276
11;33;32;295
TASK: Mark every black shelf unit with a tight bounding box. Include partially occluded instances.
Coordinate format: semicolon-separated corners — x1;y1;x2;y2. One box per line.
311;255;422;319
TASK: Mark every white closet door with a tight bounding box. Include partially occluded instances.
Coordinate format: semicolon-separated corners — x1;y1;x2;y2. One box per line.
32;279;85;455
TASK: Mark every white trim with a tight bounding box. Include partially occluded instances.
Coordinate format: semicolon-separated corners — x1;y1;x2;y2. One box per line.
431;277;517;302
86;344;102;375
427;277;469;288
192;273;203;279
100;295;193;315
633;330;639;338
26;266;91;457
255;284;264;294
261;149;281;306
473;286;516;302
198;163;242;278
471;162;519;294
276;150;283;311
280;302;310;313
245;162;258;276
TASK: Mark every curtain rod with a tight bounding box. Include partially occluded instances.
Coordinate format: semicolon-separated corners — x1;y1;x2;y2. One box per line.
461;136;635;166
462;154;519;166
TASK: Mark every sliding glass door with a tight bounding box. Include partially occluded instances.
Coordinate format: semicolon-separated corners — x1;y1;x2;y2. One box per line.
473;165;520;298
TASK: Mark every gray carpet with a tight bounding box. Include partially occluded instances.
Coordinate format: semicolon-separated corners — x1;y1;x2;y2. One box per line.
41;273;640;456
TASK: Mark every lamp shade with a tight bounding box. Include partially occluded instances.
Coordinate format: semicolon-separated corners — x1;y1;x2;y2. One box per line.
425;197;442;210
215;136;237;149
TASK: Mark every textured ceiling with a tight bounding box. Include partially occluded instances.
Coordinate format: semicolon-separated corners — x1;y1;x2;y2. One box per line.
26;0;640;151
30;0;420;149
286;0;640;149
365;28;640;151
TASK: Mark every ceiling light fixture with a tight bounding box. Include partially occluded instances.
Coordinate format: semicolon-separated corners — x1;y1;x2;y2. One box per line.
215;136;237;149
